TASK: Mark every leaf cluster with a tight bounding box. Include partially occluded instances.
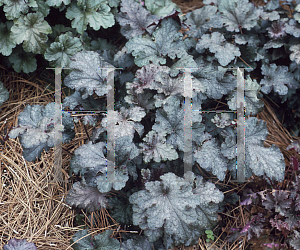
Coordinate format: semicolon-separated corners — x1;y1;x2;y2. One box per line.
4;0;300;249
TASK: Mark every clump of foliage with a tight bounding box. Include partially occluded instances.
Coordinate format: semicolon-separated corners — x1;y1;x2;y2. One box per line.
4;0;300;249
227;150;300;249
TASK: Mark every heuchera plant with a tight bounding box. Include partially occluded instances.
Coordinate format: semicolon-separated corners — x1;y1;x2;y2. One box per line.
227;172;300;248
6;0;300;249
3;238;37;250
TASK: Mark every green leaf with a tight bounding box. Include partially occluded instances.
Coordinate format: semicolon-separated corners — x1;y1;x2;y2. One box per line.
218;0;260;32
101;106;146;139
8;46;37;73
245;117;286;183
290;230;300;250
116;0;159;39
126;34;165;66
46;0;71;7
169;53;197;77
71;229;95;250
290;44;300;65
129;171;224;248
152;95;204;152
80;31;92;50
226;75;264;116
140;130;178;163
0;82;9;106
71;229;120;250
183;5;222;39
68;140;129;193
192;60;237;99
153;66;185;96
90;37;118;52
126;18;186;67
96;165;129;193
144;0;181;17
8;102;74;161
260;63;300;96
196;32;241;66
64;50;114;99
295;13;300;24
107;190;133;225
65;1;115;34
0;21;16;56
44;32;83;68
108;0;121;7
194;138;228;181
2;0;35;20
121;235;154;250
205;230;213;235
10;12;52;54
93;230;120;250
31;0;51;17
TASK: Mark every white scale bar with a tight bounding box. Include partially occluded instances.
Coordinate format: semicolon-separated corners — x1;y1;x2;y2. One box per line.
179;67;247;182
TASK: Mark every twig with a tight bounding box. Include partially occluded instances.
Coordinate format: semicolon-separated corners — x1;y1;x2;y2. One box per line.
83;123;90;141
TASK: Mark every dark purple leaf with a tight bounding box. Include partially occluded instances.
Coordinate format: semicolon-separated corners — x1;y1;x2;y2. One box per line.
262;190;292;216
3;238;37;250
291;156;299;171
66;182;107;213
